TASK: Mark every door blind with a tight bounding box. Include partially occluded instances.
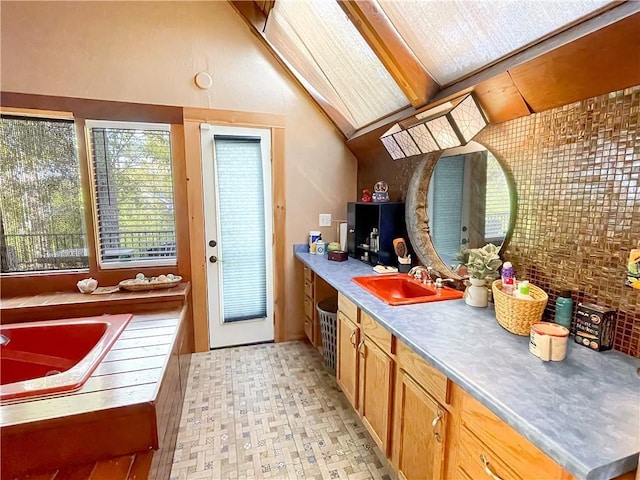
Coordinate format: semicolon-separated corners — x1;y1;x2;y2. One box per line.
214;136;267;322
88;122;176;267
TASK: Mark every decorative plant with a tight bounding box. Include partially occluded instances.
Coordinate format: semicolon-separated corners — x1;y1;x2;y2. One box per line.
455;244;503;280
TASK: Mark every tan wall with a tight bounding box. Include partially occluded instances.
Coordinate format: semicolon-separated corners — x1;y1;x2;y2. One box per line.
1;1;357;343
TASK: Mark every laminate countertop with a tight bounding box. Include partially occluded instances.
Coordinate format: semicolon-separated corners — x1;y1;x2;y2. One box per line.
295;246;640;480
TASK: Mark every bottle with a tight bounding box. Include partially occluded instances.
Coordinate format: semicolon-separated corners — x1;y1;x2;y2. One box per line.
370;228;379;253
514;280;533;300
501;261;516;295
555;290;573;329
309;230;321;254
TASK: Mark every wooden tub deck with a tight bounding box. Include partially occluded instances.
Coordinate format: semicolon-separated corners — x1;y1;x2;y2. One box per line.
1;286;192;480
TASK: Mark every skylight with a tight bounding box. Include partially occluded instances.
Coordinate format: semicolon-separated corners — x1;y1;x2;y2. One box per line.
376;0;613;85
264;0;409;131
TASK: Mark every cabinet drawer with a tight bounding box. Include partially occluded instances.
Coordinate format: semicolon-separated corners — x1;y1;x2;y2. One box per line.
304;279;314;298
338;292;359;323
304;296;314;320
460;392;564;479
458;426;520;480
361;311;392;355
304;316;314;343
397;341;449;406
304;266;313;282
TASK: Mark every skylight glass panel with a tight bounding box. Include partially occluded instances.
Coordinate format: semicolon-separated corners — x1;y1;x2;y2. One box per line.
377;0;612;85
264;0;409;130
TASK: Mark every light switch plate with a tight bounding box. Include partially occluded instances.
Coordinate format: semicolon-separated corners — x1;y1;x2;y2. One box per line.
319;213;332;227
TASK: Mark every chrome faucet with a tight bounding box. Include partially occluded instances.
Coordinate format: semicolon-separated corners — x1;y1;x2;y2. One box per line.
435;278;455;289
0;334;9;346
408;266;440;284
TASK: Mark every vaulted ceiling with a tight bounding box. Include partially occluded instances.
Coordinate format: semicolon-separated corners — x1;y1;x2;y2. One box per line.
231;0;640;159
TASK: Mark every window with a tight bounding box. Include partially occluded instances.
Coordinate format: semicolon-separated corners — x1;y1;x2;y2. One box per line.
0;115;88;273
376;0;611;85
264;0;409;130
86;121;176;268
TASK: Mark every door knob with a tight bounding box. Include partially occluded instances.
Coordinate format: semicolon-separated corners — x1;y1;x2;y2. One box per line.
209;255;218;263
209;240;217;247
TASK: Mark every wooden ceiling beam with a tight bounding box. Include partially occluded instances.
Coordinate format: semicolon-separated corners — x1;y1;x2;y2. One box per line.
337;0;440;108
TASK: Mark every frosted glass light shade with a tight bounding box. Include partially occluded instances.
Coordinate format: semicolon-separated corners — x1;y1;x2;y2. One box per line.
450;94;488;143
426;115;462;150
380;93;489;158
380;134;405;160
392;130;421;157
408;123;439;153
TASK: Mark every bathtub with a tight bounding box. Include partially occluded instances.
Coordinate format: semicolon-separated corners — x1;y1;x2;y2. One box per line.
0;314;132;402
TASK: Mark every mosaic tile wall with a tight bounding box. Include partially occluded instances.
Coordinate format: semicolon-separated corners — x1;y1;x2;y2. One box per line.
358;86;640;357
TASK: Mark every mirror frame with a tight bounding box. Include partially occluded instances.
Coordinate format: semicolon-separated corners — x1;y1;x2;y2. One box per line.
405;144;517;279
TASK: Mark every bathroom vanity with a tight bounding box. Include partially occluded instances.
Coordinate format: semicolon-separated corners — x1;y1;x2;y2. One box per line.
296;247;639;480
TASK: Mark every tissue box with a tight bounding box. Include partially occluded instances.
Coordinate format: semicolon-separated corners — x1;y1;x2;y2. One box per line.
328;250;348;262
575;303;616;352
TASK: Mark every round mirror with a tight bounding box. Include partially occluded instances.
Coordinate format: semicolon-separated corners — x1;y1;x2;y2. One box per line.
406;144;515;279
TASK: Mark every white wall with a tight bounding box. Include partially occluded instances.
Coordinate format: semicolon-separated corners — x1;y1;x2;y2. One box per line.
1;0;357;340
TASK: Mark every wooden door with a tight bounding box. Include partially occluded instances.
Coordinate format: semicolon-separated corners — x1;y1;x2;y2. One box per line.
359;336;393;454
337;312;359;409
394;370;447;480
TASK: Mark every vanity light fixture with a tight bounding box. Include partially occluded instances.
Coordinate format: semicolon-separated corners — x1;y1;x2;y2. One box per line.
380;93;488;159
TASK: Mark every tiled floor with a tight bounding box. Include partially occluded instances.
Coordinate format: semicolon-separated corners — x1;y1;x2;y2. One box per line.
170;341;395;480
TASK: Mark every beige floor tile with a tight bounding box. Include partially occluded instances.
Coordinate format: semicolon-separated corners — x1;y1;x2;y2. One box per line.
170;342;395;480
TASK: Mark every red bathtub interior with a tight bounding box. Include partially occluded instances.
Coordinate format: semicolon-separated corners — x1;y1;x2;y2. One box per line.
0;314;132;402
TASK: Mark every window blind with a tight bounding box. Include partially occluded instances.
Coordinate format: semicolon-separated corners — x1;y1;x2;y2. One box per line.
0;115;87;272
214;136;267;323
88;122;176;267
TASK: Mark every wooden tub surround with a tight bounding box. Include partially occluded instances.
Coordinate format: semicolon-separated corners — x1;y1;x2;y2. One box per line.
0;285;193;480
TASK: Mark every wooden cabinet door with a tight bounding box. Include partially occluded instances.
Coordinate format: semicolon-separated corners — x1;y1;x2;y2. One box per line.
337;312;359;409
359;336;393;454
394;370;447;480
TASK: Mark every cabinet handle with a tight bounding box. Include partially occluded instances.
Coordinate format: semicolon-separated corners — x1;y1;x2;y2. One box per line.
349;330;357;347
431;410;443;442
480;454;504;480
357;340;365;357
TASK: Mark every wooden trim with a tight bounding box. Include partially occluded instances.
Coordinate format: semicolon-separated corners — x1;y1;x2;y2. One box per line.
183;119;208;352
338;0;439;108
171;124;192;288
80;116;103;272
183;107;286;352
272;128;286;343
508;11;640;112
230;0;269;32
0;92;182;124
0;106;73;119
183;107;286;128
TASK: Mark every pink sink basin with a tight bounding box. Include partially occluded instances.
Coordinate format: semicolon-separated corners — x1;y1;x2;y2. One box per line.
353;274;463;305
0;314;132;402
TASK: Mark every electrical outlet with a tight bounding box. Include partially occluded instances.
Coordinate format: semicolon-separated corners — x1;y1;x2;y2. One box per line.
319;213;332;227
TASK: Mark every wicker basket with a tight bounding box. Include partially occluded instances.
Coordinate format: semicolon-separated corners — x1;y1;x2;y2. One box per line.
492;280;548;335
